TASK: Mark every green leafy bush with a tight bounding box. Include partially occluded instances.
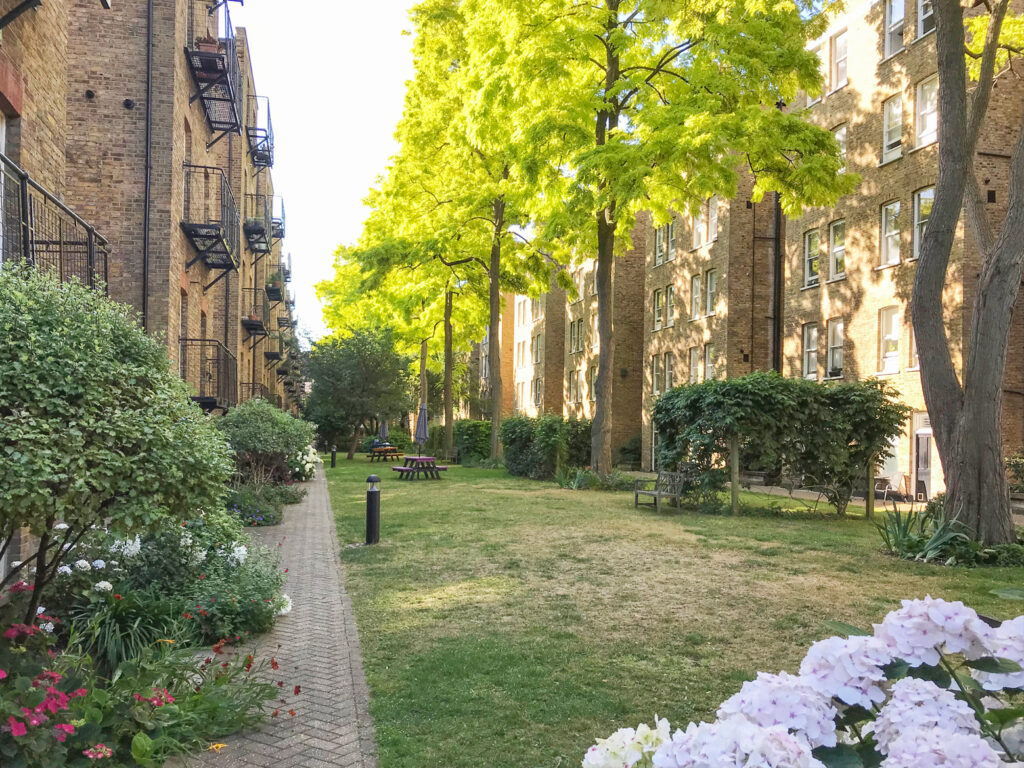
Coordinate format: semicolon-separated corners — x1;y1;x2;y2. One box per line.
499;415;593;480
227;485;284;527
359;429;413;452
554;468;635;491
218;398;315;481
1007;450;1024;493
616;434;643;467
454;420;492;461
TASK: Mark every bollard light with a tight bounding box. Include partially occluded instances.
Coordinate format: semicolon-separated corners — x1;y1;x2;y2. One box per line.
367;475;380;492
331;444;337;468
365;474;381;545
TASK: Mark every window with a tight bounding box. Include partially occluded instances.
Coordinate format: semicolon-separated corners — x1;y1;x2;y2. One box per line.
829;220;846;278
690;274;702;319
913;186;934;259
533;377;542;406
515;382;524;410
532;334;542;364
827;318;845;378
652;355;662;395
516;341;524;368
831;31;848;89
883;94;903;162
531;298;542;321
916;75;938;147
692;207;707;249
918;0;934;36
665;285;675;327
704;344;716;381
834;124;848;172
591;314;597;347
587;364;597;400
804;230;821;286
664;223;675;260
654;226;664;265
885;0;905;56
879;306;901;373
569;320;577;353
705;269;718;315
708;196;719;241
881;201;901;266
653;289;663;330
809;46;824;104
664;352;675;390
909;326;919;369
570;369;581;403
802;323;819;380
688;346;701;383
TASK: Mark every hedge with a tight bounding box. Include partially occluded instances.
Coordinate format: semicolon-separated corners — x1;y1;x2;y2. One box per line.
454;420;492;461
499;415;592;480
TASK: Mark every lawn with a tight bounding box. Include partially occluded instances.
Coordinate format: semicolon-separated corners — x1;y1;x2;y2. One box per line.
327;461;1022;768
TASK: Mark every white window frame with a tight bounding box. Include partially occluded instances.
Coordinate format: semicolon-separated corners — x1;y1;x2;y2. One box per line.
834;124;848;172
533;377;542;407
831;30;848;89
804;230;820;286
879;306;901;374
885;0;905;57
708;196;719;241
652;355;662;395
883;94;903;163
654;226;664;266
664;352;675;390
809;46;824;105
916;74;938;147
881;200;901;266
802;323;819;380
533;333;542;364
569;321;577;354
704;344;716;381
918;0;934;37
688;346;700;383
588;364;597;401
913;186;934;260
829;220;846;279
665;285;675;327
692;207;707;249
827;318;844;378
705;268;717;316
690;274;702;319
653;288;663;330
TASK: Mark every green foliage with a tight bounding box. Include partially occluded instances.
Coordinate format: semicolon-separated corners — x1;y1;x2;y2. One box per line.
359;429;413;453
0;267;233;608
226;484;287;527
454;420;492;462
499;415;592;479
1007;450;1024;493
616;434;643;467
554;468;635;492
218;398;315;482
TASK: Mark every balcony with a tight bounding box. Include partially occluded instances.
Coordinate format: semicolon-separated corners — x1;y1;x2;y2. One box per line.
179;338;237;412
182;164;240;271
185;0;243;146
0;151;108;290
263;333;283;363
240;382;271;402
243;193;271;256
246;95;274;169
241;287;270;336
272;197;285;241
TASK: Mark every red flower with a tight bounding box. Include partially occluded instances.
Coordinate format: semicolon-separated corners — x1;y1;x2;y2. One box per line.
288;709;296;717
270;658;279;671
113;595;122;601
271;710;280;718
294;685;301;695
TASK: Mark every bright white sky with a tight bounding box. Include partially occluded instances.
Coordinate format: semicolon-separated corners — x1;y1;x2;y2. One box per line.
231;1;417;342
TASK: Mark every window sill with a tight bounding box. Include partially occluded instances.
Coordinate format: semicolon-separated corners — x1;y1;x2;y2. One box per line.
906;366;920;372
801;282;820;291
875;369;901;377
827;83;848;98
874;262;901;272
878;155;903;168
909;140;937;153
825;275;846;284
880;47;906;65
913;28;935;45
823;375;844;381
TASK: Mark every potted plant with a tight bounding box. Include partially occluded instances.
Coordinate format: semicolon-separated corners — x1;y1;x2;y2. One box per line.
195;35;220;54
266;271;282;289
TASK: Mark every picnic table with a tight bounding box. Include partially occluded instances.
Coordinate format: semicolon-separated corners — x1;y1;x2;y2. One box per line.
369;446;402;462
391;456;448;480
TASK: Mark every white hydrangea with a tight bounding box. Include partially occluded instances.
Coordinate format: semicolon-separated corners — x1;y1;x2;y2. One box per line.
36;606;46;616
112;536;141;559
181;532;194;548
57;565;72;576
717;672;837;748
92;559;106;570
40;622;54;634
191;548;208;565
53;523;69;531
583;718;671;768
874;596;992;667
872;678;979;755
74;559;92;571
227;543;248;567
652;719;825;768
276;594;292;616
93;581;113;592
972;616;1024;691
880;728;1005;768
798;635;891;708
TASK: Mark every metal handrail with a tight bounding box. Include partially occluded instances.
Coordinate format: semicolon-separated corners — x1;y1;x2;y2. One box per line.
179;337;238;410
182;163;239;262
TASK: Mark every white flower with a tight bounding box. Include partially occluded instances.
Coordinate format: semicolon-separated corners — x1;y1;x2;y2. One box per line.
276;594;292;616
652;718;825;768
874;596;992;667
74;559;92;571
717;672;838;748
872;678;979;755
880;728;1005;768
583;718;671;768
36;606;46;615
191;548;208;565
93;581;113;592
53;523;69;531
11;561;21;568
972;616;1024;691
57;565;72;576
91;559;106;570
40;622;54;634
227;543;248;567
798;635;891;708
112;536;142;558
181;532;194;548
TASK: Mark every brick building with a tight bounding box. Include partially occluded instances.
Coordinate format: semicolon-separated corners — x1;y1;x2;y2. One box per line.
470;298;515;419
511;287;565;416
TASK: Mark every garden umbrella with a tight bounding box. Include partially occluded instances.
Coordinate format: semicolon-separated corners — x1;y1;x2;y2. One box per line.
379;418;389;442
414;403;428;456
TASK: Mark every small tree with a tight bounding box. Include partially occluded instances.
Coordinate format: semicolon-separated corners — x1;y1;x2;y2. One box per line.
0;268;233;622
217;398;316;482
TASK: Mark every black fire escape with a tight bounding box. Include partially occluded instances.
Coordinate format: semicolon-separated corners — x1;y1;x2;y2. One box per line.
241;286;270;338
182;164;240;283
185;0;243;147
243;193;271;258
272;196;285;242
247;95;274;170
180;338;237;412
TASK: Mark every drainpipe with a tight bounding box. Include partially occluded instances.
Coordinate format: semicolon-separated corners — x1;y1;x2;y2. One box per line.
142;0;154;332
771;192;783;373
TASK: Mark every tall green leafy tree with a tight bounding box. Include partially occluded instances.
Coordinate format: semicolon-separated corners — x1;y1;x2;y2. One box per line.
462;0;856;473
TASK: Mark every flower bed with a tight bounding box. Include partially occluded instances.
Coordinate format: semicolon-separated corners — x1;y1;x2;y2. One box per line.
583;596;1024;768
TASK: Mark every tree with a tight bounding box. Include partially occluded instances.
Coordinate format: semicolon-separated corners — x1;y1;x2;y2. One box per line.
305;328;414;459
463;0;856;473
0;268;233;622
217;398;316;481
911;0;1024;543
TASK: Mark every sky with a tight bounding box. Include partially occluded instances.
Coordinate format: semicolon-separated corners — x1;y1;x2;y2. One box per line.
230;1;417;342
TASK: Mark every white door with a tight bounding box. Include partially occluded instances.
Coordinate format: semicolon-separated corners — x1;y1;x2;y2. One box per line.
913;412;933;501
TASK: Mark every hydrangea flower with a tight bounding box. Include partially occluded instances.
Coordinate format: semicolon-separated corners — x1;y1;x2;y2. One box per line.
91;559;106;570
971;616;1024;691
717;672;838;748
40;622;55;634
880;728;1005;768
583;718;670;768
227;544;248;567
874;596;992;667
93;581;113;593
74;560;92;571
277;594;292;616
57;565;73;576
872;678;979;755
53;523;69;531
652;718;825;768
112;536;141;559
798;635;891;708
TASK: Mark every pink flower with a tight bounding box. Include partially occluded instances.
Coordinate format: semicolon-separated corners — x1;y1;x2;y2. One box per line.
0;668;7;680
8;716;27;737
83;743;114;759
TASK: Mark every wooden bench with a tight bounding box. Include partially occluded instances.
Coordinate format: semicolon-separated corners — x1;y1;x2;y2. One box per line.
391;466;416;479
634;470;691;513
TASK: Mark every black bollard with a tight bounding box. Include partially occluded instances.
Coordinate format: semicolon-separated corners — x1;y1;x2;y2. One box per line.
366;475;380;545
331;444;337;468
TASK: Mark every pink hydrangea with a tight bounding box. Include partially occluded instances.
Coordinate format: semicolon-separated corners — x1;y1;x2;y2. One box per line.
972;616;1024;691
716;672;838;748
872;678;979;755
652;719;825;768
798;635;891;708
880;728;1005;768
874;596;992;667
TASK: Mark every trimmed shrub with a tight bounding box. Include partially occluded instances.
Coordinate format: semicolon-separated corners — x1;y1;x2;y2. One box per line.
218;398;315;481
616;434;643;467
499;415;592;480
454;419;492;461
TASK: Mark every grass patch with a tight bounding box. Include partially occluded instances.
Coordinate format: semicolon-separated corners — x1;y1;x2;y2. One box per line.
328;462;1021;768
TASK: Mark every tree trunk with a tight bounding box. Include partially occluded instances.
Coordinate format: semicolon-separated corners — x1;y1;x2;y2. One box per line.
24;526;51;624
865;463;875;521
347;425;361;460
488;197;506;459
419;338;428;405
444;290;454;459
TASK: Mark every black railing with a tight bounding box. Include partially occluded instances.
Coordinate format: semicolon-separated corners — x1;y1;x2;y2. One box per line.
263;333;283;362
272;196;285;241
246;95;274;168
265;269;283;301
241;287;270;335
0;151;108;290
179;338;237;412
185;0;243;142
240;382;271;402
243;193;271;255
182;164;240;270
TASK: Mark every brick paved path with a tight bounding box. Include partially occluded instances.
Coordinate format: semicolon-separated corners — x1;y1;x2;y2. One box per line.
189;471;377;768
